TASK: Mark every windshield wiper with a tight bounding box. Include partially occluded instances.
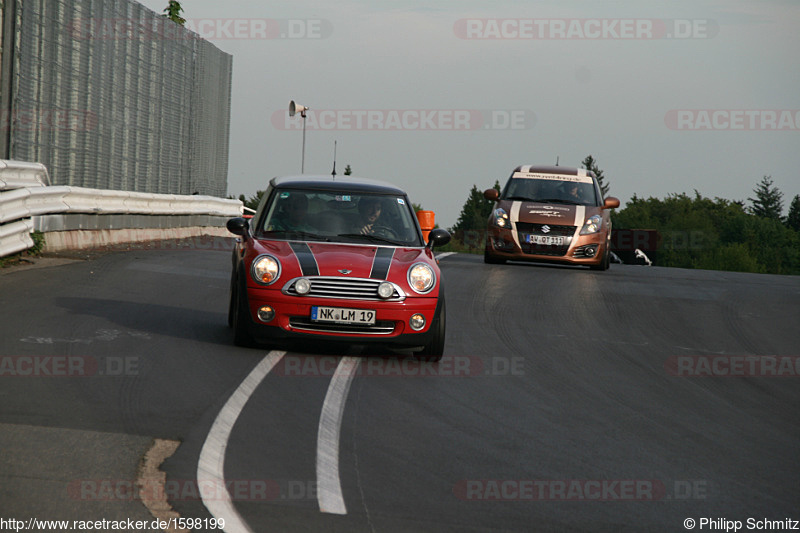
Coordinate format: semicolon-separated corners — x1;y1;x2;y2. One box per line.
336;233;405;246
262;230;330;241
536;198;582;205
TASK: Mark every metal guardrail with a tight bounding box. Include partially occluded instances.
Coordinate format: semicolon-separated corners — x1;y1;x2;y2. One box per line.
0;160;49;256
0;159;242;258
0;160;51;189
0;186;242;223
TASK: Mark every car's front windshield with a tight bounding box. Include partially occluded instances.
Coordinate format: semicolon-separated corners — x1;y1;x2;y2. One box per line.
502;173;598;206
259;189;423;246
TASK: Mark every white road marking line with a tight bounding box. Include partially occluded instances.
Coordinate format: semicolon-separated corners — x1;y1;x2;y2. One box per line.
317;356;362;515
435;252;456;260
197;350;286;533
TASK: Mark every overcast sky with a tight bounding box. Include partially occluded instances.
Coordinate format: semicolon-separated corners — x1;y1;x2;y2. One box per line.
137;0;799;228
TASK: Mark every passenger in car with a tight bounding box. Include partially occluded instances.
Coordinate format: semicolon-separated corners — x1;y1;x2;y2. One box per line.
355;197;384;235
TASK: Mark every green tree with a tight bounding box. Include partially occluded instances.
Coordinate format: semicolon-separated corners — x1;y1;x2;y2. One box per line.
582;155;609;197
343;164;352;176
748;175;783;221
163;1;186;25
785;194;800;232
451;181;500;234
240;190;265;211
612;190;800;275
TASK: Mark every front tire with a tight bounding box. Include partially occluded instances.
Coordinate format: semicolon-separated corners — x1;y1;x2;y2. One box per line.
590;247;610;271
232;273;256;347
417;298;446;362
227;271;237;327
484;249;506;264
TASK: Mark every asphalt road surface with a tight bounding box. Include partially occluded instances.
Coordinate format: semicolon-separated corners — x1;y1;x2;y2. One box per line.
1;243;798;532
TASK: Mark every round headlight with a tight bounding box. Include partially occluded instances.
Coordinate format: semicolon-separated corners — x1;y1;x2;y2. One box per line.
377;282;395;299
580;215;602;235
251;255;281;285
407;262;435;294
294;278;311;295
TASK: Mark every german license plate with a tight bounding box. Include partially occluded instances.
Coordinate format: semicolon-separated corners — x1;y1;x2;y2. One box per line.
311;306;376;325
527;234;565;245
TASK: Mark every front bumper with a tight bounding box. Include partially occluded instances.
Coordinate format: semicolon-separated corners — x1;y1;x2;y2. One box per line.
486;226;608;266
243;287;441;347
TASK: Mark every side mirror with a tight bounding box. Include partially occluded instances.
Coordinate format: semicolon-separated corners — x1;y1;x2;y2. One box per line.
602;197;620;210
484;188;499;201
426;228;451;249
226;217;249;236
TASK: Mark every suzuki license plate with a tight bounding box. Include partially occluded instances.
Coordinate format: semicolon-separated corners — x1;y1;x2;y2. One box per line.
527;234;565;245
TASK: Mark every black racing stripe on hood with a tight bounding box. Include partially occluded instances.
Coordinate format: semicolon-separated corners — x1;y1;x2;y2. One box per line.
369;247;395;280
289;242;319;276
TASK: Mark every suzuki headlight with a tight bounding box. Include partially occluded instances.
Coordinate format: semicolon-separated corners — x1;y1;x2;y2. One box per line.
580;215;603;235
407;262;435;294
251;255;281;285
492;208;510;228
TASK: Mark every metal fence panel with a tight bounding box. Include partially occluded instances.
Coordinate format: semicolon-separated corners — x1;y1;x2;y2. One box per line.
5;0;231;196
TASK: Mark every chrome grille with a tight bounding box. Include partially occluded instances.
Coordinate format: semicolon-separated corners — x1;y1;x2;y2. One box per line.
282;277;405;301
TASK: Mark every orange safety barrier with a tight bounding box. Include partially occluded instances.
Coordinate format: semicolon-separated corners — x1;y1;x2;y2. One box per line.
416;210;435;243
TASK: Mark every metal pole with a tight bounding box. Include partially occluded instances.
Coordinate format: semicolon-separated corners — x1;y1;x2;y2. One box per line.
300;111;306;174
331;140;336;178
0;0;18;159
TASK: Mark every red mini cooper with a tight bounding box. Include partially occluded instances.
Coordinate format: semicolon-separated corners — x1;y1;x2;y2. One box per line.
484;165;620;270
226;176;451;360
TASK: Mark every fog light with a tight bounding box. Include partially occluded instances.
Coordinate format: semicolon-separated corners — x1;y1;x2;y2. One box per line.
585;245;597;257
492;238;513;251
257;306;275;322
294;278;311;295
377;282;394;299
410;313;426;331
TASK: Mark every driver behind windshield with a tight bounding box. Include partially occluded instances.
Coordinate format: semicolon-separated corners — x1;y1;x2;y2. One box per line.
565;182;583;202
560;181;595;204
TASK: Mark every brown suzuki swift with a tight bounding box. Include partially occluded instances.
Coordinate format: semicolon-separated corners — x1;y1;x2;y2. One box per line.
483;165;620;270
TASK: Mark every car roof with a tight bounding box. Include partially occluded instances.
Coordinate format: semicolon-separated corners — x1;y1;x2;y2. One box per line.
270;175;407;195
511;165;596;178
